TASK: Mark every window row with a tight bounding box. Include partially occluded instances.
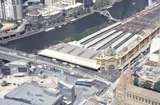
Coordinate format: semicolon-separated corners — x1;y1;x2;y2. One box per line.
126;92;160;105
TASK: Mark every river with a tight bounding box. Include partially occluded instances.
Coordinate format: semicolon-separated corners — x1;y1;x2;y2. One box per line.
3;0;148;53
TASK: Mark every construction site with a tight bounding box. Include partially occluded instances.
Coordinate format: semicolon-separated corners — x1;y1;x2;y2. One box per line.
38;3;160;70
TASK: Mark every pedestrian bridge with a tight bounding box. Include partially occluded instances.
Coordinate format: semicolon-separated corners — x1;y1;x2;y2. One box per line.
98;10;119;21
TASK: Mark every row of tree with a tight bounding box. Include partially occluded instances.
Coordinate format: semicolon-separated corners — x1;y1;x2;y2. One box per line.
134;77;160;92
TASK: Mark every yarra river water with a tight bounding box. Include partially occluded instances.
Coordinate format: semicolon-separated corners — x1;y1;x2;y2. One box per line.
3;0;148;53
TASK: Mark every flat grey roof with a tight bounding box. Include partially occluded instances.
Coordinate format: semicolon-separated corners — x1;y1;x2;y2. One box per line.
0;99;30;105
42;43;99;61
5;83;63;105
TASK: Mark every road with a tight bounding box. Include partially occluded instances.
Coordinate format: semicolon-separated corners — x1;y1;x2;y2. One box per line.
0;46;115;85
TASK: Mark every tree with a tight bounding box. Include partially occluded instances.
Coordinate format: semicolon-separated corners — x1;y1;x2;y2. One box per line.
154;81;160;92
142;81;152;89
134;77;139;86
0;23;3;29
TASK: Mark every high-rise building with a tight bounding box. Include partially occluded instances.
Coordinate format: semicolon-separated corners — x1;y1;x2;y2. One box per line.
0;0;23;21
0;0;6;20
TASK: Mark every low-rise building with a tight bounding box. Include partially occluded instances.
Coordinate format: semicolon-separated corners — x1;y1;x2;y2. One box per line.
5;60;30;76
0;99;30;105
62;3;83;17
79;97;106;105
4;83;64;105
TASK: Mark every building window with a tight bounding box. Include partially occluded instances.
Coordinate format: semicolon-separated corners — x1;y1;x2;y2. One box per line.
152;102;158;105
145;99;148;103
152;101;155;105
127;93;129;97
129;94;131;98
148;100;151;104
133;95;135;99
138;97;141;101
126;93;131;98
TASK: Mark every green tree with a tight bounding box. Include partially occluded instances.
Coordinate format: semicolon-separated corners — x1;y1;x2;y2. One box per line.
134;77;139;86
0;23;3;29
142;81;152;89
154;81;160;92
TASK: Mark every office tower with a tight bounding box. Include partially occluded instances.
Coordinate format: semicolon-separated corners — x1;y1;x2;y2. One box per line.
0;0;23;21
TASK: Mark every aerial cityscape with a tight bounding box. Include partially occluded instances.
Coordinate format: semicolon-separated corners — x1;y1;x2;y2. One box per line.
0;0;160;105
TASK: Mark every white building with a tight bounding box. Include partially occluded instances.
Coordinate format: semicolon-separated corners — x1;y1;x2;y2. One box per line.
63;2;83;17
45;0;57;7
45;0;76;7
0;0;6;20
0;0;23;21
60;0;76;5
44;0;83;18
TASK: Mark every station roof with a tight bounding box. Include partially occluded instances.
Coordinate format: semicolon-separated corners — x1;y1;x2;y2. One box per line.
39;49;100;70
38;43;100;70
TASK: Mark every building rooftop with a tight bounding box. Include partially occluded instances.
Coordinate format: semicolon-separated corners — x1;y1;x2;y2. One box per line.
38;43;100;70
0;75;58;98
136;59;160;83
135;35;160;83
127;85;160;101
39;6;62;17
5;83;63;105
79;97;106;105
5;60;29;66
0;99;30;105
0;22;17;32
